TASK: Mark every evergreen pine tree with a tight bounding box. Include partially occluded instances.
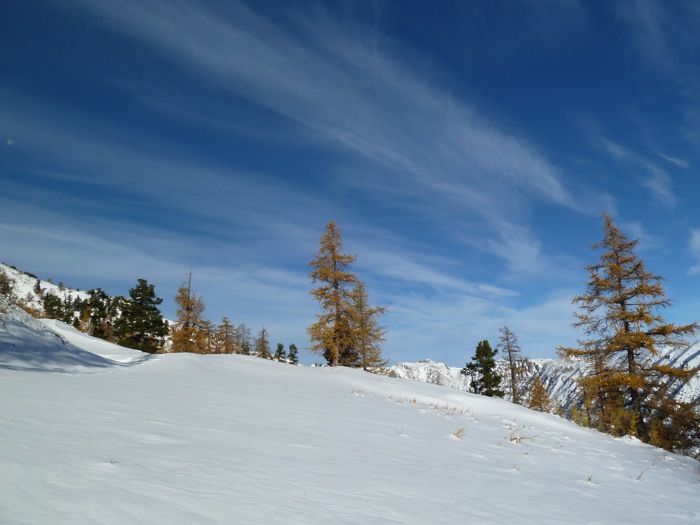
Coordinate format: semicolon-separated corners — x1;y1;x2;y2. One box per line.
80;289;116;340
42;292;64;320
559;214;699;450
113;279;168;353
462;340;504;397
60;295;75;324
307;221;359;367
0;271;14;297
288;343;299;365
274;343;286;361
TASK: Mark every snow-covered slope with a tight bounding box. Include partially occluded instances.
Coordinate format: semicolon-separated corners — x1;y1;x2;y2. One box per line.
39;318;150;364
0;262;90;313
0;295;116;373
1;299;699;524
390;345;700;410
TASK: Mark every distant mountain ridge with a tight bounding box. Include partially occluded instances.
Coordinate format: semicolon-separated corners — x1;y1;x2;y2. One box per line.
388;343;700;411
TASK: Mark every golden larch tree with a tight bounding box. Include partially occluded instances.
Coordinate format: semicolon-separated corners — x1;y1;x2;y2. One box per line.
558;214;699;449
350;282;388;370
307;221;359;367
527;376;552;413
213;316;240;354
170;271;208;354
254;326;273;360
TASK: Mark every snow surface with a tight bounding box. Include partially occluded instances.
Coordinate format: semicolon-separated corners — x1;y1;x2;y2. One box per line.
1;297;699;524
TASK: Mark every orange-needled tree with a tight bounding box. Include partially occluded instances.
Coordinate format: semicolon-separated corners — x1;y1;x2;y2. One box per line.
559;214;699;451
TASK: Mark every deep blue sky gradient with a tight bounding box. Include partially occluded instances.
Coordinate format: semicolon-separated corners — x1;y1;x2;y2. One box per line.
2;0;700;365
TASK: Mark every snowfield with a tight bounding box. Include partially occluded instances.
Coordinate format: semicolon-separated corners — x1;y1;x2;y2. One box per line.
1;297;699;524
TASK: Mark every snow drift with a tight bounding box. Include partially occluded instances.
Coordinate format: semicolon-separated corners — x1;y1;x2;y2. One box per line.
1;297;699;524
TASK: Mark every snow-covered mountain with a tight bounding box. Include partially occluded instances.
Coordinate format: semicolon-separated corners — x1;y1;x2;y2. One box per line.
388;358;583;409
389;343;700;411
0;261;90;314
1;295;699;523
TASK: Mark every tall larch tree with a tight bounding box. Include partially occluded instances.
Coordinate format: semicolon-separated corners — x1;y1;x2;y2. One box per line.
461;340;504;397
254;326;272;360
558;214;699;451
214;317;240;354
114;278;168;353
199;319;215;354
237;323;252;355
307;221;359;367
498;326;527;405
350;282;388;370
170;271;208;354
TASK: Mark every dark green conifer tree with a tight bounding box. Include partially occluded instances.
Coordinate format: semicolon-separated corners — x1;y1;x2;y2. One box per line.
42;292;64;319
274;343;286;361
114;279;168;353
461;340;504;397
0;271;14;297
288;343;299;365
81;289;116;340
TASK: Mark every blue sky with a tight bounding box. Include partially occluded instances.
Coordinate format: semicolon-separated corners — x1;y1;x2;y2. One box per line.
2;0;700;366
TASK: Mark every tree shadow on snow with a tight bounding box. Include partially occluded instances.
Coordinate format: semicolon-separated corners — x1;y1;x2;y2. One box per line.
0;319;150;373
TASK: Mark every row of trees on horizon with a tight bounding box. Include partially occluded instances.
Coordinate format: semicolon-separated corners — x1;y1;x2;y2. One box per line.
0;219;389;368
2;215;699;455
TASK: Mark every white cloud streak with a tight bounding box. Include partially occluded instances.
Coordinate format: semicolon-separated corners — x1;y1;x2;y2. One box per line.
1;0;613;364
64;0;583;266
599;138;676;208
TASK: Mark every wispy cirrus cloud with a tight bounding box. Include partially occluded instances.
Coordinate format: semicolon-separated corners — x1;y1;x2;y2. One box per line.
0;94;333;245
613;1;700;150
63;0;587;271
614;0;700;70
599;138;676;208
2;0;623;364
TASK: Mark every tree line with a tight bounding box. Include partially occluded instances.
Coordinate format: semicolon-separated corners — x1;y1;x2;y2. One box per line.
4;215;698;454
167;270;299;363
163;220;388;368
460;326;552;414
0;266;300;364
0;219;387;368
